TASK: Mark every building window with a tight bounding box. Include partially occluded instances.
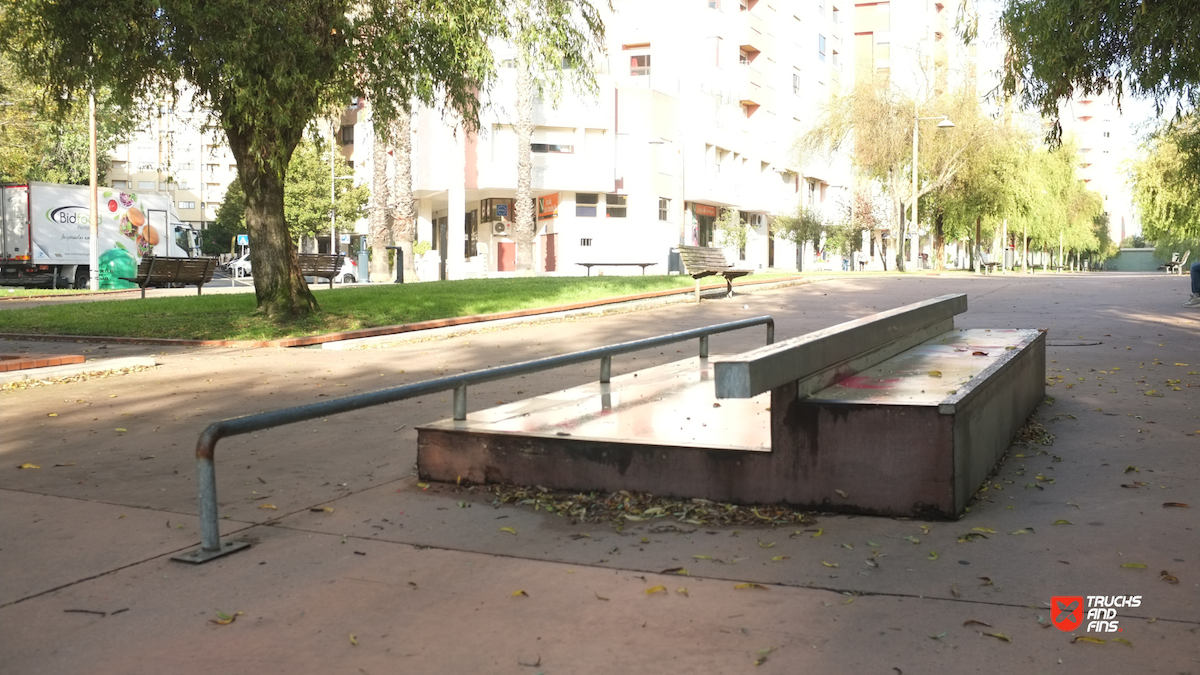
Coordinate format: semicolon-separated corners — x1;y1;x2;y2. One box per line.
178;162;194;171
659;198;670;221
576;193;599;217
138;180;156;190
832;6;839;23
159;182;168;191
606;193;627;218
629;54;651;76
793;72;802;94
177;181;190;190
832;50;840;69
531;143;573;154
112;180;127;189
581;238;593;247
498;58;517;68
818;35;826;61
708;0;719;9
341;125;354;144
1103;131;1111;138
111;160;127;171
465;210;479;258
178;201;196;209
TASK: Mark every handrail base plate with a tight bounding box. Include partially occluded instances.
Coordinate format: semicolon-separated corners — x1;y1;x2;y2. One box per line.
172;540;250;564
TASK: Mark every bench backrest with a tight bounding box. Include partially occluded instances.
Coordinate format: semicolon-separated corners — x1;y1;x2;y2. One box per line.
297;253;343;276
678;245;733;272
713;294;967;398
135;256;218;283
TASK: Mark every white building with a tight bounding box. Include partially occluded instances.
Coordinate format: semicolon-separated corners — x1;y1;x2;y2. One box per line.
350;0;856;279
1059;92;1141;244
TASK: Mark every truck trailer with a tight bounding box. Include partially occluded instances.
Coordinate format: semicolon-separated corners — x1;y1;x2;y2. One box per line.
1;182;202;289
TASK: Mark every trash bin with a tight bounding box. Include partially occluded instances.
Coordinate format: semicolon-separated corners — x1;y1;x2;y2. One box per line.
357;250;370;283
668;248;682;274
385;246;404;283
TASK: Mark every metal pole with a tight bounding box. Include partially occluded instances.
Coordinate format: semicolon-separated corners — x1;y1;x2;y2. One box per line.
699;335;709;359
600;355;612;383
330;121;337;256
1024;223;1029;274
453;385;467;421
1059;230;1064;273
911;100;919;260
88;91;99;291
1001;219;1007;273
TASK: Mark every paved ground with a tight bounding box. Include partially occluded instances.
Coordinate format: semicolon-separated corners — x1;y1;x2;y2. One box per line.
1;271;1197;674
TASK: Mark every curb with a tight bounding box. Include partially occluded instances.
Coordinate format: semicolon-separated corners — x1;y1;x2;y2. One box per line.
0;356;158;385
0;274;816;349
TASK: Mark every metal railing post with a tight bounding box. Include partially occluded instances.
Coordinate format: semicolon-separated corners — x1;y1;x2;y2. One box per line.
600;355;612;383
453;385;467;420
766;321;774;345
699;335;709;359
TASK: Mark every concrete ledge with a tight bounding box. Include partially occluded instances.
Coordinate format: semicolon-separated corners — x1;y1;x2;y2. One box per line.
0;356;157;385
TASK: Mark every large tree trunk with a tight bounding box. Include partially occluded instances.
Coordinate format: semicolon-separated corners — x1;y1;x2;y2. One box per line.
389;106;416;281
368;116;393;282
225;124;318;318
513;44;536;272
889;171;907;272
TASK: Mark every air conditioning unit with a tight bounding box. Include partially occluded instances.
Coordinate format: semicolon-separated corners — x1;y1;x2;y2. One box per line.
492;221;511;236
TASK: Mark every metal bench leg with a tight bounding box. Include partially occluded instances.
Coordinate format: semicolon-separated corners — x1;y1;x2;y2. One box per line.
695;278;701;303
725;276;734;298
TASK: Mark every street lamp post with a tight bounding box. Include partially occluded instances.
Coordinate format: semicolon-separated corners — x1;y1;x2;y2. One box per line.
911;102;954;268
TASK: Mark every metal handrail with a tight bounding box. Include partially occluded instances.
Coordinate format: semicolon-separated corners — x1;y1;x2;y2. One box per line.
175;316;774;563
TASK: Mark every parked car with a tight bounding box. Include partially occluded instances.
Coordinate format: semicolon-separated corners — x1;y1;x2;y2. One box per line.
227;253;252;278
337;257;359;283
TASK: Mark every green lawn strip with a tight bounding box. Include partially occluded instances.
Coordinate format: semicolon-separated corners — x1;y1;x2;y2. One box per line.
0;273;798;341
1;288;104;298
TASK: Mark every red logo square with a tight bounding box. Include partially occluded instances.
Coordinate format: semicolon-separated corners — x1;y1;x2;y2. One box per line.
1051;596;1084;631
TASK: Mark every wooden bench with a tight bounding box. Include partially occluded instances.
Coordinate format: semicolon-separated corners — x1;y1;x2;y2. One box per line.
1163;250;1191;275
416;293;1045;519
297;253;344;289
575;262;657;276
677;245;753;301
121;256;219;299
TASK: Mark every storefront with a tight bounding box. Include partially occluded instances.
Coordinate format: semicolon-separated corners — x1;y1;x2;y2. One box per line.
690;203;717;247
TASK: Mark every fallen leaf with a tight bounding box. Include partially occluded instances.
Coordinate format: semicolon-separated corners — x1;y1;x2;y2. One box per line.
928;551;939;561
771;555;790;561
310;507;333;512
500;526;517;535
209;611;243;625
47;413;57;417
1124;466;1139;473
512;590;528;597
758;541;776;549
114;428;127;433
928;370;943;378
904;535;921;544
349;634;358;646
958;532;988;543
963;620;993;628
951;583;961;598
972;527;997;534
693;555;714;560
659;567;689;576
1111;637;1133;647
16;463;41;469
1010;528;1033;535
1052;520;1073;525
983;632;1011;642
645;585;667;595
811;528;824;538
972;351;989;356
258;504;277;510
1159;570;1179;584
835;489;849;498
1162;502;1190;508
821;561;839;568
1073;636;1106;644
594;592;609;601
53;462;75;467
417;482;429;490
978;576;993;586
1120;563;1147;569
676;587;689;596
734;583;769;590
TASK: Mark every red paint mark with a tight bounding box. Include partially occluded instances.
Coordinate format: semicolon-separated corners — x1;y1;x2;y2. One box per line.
838;375;902;390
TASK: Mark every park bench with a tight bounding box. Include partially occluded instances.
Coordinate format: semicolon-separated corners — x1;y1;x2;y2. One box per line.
416;293;1045;519
121;256;218;299
677;245;753;301
575;262;658;276
297;253;344;289
978;251;1001;274
1163;250;1191;275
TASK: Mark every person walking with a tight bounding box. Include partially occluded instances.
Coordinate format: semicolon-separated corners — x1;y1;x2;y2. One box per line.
1186;261;1200;307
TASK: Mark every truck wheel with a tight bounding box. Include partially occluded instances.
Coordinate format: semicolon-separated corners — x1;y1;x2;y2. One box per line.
343;274;354;283
74;270;89;290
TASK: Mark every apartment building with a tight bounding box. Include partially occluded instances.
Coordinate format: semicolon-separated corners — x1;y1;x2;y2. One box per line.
350;0;855;280
1059;92;1140;244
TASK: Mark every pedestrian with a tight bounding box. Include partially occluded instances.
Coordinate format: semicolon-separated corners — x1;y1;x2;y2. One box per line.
1186;261;1200;308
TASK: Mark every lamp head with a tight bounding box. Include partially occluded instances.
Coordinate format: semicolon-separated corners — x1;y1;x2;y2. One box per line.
936;117;955;128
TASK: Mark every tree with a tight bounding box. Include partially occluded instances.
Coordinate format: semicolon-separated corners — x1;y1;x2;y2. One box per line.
388;108;417;281
1;0;603;317
507;0;606;272
203;138;367;252
1132;118;1200;257
368;113;392;281
799;82;985;271
999;0;1200;142
205;180;247;255
0;54;133;184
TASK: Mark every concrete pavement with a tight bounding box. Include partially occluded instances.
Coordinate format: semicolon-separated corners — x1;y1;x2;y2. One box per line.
1;271;1197;674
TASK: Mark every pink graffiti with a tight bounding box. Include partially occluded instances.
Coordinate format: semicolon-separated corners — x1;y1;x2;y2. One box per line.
838;375;902;390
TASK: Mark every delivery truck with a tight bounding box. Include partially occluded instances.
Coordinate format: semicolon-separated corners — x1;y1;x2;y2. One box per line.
1;182;202;289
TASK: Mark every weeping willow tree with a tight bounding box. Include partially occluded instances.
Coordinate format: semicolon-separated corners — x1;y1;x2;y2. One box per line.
1132;117;1200;261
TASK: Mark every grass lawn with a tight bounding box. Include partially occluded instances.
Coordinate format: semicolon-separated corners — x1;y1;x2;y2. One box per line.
0;273;801;341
